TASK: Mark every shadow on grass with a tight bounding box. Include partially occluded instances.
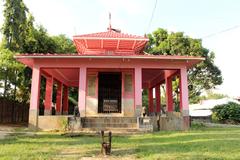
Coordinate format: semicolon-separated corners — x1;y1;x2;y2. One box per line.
0;127;240;159
0;132;99;146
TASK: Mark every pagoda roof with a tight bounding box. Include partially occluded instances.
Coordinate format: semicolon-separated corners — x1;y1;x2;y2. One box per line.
73;29;148;55
73;30;148;40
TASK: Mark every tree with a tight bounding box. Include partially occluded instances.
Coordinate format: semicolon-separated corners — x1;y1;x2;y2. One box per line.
0;46;24;99
146;28;223;103
22;16;57;53
1;0;77;102
52;34;76;53
1;0;28;52
1;0;29;100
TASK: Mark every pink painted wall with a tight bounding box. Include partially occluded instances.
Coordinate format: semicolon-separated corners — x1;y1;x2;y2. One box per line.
134;67;142;109
30;66;41;110
165;74;173;112
148;88;154;113
56;81;63;114
155;85;161;113
180;67;189;112
63;85;69;114
78;67;87;117
44;77;53;113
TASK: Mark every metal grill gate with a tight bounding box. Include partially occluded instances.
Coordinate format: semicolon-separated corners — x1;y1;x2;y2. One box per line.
98;72;122;113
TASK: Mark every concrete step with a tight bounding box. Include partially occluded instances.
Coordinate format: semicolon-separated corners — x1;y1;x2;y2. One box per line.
74;127;152;135
81;117;138;129
82;123;138;128
82;117;138;124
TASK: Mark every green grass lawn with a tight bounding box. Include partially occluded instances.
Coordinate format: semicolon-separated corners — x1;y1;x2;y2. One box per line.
0;127;240;160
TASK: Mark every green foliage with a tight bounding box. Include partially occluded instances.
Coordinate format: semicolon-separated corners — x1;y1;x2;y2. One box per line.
211;112;219;123
142;89;148;108
52;34;76;53
146;28;223;103
23;23;57;53
1;0;28;52
0;46;24;99
0;0;77;103
22;14;76;54
60;118;68;131
195;91;228;104
1;0;29;100
206;92;227;100
68;96;78;106
190;122;206;130
212;102;240;124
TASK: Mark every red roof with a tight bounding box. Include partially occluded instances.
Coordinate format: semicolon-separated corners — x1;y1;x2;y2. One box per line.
73;30;147;39
73;29;148;55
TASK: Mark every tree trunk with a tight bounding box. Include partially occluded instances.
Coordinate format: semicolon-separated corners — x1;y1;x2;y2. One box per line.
3;69;8;98
13;69;17;101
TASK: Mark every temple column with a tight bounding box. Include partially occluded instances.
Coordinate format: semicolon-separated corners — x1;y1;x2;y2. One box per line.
179;75;183;111
134;67;142;116
180;67;190;129
148;87;154;115
56;81;63;115
155;84;161;113
165;74;173;112
44;77;53;115
78;67;87;117
29;65;41;129
62;85;69;115
180;67;189;115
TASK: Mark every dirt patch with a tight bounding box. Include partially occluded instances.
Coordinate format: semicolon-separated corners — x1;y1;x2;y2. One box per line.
0;125;34;139
0;131;8;139
0;125;15;139
0;125;16;131
80;156;136;160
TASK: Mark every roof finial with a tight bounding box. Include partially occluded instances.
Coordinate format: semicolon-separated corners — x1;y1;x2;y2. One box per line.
108;12;112;31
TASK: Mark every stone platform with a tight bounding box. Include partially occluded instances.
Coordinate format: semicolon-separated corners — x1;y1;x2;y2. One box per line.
36;112;189;132
68;117;152;133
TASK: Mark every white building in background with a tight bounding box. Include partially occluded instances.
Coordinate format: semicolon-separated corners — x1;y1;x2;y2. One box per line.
189;98;240;117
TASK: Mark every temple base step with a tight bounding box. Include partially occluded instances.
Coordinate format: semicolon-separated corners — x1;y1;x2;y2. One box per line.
68;117;153;133
82;117;137;128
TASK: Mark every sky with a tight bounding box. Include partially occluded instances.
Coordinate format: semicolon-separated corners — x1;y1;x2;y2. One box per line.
0;0;240;97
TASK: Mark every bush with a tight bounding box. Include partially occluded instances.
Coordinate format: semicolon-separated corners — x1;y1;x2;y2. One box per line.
212;102;240;124
191;122;206;129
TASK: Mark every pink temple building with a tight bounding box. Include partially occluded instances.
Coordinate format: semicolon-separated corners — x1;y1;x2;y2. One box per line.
15;25;203;131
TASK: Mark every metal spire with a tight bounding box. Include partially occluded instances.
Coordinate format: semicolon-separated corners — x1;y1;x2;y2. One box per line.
109;12;112;31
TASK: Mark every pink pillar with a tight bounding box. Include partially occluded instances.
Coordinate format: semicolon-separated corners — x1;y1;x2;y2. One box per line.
63;85;69;115
166;75;173;112
148;87;154;113
29;65;41;129
180;67;189;115
44;77;53;115
56;81;63;115
134;67;142;116
155;85;161;113
78;67;87;117
179;75;183;111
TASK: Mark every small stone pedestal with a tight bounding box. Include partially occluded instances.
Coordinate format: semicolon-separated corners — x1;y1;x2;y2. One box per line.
68;117;82;131
101;131;112;155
